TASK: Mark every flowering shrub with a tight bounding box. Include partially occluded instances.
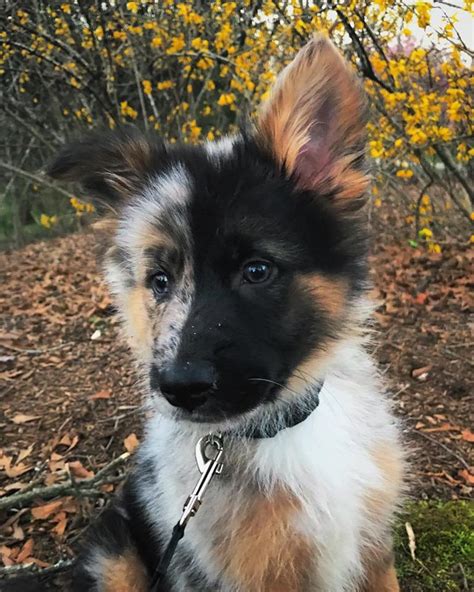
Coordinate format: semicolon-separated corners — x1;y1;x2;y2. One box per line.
0;1;472;246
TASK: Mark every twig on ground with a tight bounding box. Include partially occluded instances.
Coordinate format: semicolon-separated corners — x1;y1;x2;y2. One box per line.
0;558;76;579
412;429;471;471
443;347;474;368
0;453;130;511
0;342;75;356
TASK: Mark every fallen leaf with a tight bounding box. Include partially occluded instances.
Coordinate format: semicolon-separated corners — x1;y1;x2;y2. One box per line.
461;429;474;443
12;523;25;541
123;433;139;453
458;469;474;485
405;522;416;560
28;557;50;568
0;545;15;567
0;545;12;558
422;422;459;433
16;538;34;563
31;500;63;520
411;365;432;381
51;512;68;537
57;434;79;450
89;389;112;400
68;460;94;479
17;444;34;464
11;414;41;425
4;461;33;479
415;292;428;305
1;482;29;496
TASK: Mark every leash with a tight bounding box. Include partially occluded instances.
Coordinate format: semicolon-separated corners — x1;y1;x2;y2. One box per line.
149;381;323;590
150;432;224;590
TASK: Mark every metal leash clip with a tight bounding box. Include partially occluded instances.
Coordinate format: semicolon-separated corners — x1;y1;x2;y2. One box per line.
150;432;225;590
178;432;224;528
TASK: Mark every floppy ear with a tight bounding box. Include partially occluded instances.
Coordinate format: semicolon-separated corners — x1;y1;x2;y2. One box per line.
48;129;161;212
256;35;369;209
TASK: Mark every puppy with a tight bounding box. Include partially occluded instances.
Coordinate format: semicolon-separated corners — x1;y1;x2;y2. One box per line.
49;36;403;592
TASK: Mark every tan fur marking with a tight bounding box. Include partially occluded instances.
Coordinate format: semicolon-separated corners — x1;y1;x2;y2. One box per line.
93;217;119;235
106;137;154;199
134;225;173;254
297;273;349;318
217;489;314;591
257;35;368;203
366;442;403;518
284;269;348;395
102;549;149;592
121;137;153;172
124;286;153;355
360;551;400;592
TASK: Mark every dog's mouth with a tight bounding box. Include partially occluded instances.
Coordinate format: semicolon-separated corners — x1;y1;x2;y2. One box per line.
153;380;281;425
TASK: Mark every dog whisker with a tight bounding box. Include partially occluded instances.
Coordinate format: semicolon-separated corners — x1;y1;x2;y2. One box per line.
248;377;300;398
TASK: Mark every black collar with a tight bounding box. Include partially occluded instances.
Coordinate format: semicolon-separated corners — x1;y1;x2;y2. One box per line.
240;380;324;439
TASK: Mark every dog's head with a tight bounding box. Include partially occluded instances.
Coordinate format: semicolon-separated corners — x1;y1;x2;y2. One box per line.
49;37;369;428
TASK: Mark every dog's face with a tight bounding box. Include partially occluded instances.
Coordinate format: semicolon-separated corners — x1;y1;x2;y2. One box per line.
49;37;369;426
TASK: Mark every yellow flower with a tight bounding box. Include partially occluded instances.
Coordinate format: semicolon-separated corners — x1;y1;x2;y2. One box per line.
396;169;414;179
120;100;138;120
177;3;203;25
167;35;185;54
142;79;152;95
40;214;58;228
182;119;201;142
126;2;139;13
419;227;433;239
217;92;236;106
157;80;173;91
113;31;127;41
197;57;213;70
415;1;431;28
428;243;441;254
191;37;208;51
151;36;162;48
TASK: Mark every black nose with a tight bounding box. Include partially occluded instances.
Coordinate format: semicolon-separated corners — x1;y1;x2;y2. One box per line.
158;361;216;411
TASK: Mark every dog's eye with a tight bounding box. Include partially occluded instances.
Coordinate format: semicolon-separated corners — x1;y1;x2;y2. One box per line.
150;271;170;300
242;261;273;284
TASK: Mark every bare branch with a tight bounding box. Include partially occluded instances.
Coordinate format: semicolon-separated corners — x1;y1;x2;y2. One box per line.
0;558;75;580
0;453;130;511
0;162;75;200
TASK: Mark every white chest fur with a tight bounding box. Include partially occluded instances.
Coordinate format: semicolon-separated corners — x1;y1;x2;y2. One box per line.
138;341;402;591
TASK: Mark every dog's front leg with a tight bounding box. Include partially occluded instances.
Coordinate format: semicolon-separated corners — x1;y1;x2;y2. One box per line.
360;552;400;592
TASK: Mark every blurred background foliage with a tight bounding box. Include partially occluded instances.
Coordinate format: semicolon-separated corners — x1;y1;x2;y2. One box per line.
0;0;472;248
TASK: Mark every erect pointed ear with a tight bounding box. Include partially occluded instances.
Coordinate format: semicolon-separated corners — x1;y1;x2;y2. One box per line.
256;36;369;209
48;128;162;212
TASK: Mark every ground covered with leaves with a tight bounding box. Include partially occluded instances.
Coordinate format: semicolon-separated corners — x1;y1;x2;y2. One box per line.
0;231;472;591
